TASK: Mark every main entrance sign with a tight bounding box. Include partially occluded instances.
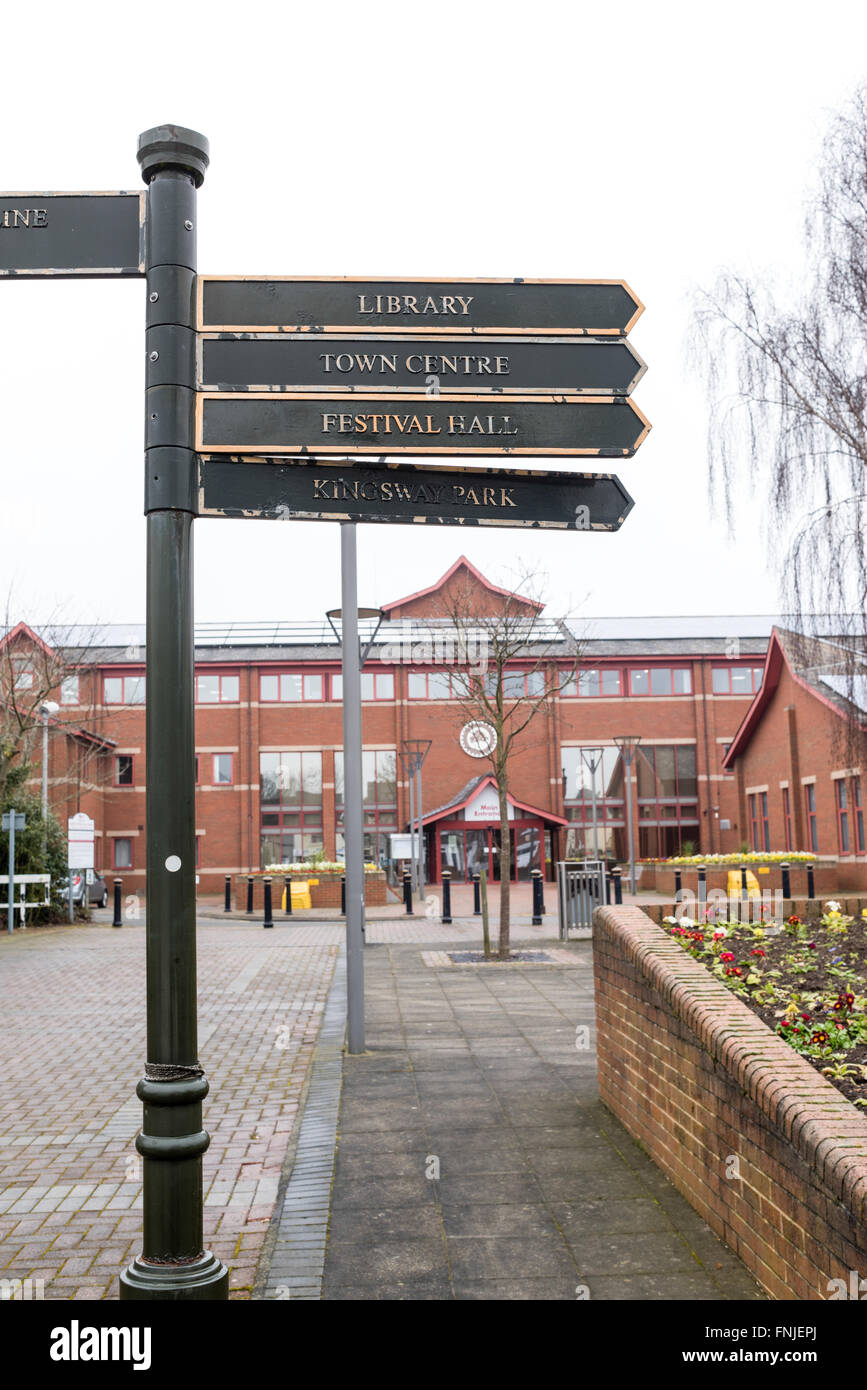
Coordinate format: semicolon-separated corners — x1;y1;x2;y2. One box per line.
196;392;650;457
0;193;145;277
197;457;635;530
198;333;646;396
198;276;644;336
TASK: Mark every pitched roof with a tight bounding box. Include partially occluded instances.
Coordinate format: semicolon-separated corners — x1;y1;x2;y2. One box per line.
722;627;867;768
381;556;543;615
420;772;568;826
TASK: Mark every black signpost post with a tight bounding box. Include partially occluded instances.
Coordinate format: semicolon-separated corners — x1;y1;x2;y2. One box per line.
0;125;649;1307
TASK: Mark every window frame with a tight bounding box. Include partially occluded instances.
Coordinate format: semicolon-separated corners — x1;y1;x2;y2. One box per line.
628;667;693;697
804;783;819;854
114;754;135;788
259;671;325;703
212;753;234;786
112;837;134;871
60;674;80;705
782;786;792;853
835;778;851;855
103;673;146;705
195;671;240;704
711;665;764;696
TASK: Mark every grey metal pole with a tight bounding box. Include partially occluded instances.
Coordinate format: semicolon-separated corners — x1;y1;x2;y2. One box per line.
41;713;49;826
7;814;14;936
625;752;637;895
120;125;227;1302
341;522;365;1055
407;762;416;896
587;755;600;861
416;765;425;894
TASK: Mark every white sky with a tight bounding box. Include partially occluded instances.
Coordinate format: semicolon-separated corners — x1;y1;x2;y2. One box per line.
1;0;865;628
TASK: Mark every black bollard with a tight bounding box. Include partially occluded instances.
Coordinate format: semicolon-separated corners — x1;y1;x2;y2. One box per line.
781;862;791;900
612;867;623;905
697;863;707;910
403;870;414;915
807;862;815;900
531;868;543;925
605;874;612;905
674;868;682;899
740;864;749;903
442;870;452;925
341;875;346;916
224;875;231;913
246;875;254;914
112;878;123;928
263;876;273;929
473;871;481;915
284;878;292;916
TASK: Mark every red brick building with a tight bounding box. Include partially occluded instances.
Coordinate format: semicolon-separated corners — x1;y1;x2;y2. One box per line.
5;558;800;894
723;627;867;887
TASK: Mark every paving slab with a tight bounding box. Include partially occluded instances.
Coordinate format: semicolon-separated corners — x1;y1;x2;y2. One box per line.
301;942;767;1301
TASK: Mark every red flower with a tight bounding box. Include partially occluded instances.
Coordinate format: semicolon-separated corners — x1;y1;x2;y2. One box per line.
750;948;766;957
806;941;816;950
800;1014;811;1022
720;951;735;962
780;1020;792;1028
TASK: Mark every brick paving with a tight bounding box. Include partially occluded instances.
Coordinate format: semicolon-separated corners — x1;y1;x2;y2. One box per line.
0;921;337;1300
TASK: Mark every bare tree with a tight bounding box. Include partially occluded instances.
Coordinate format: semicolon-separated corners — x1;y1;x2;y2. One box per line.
434;567;581;959
691;84;867;760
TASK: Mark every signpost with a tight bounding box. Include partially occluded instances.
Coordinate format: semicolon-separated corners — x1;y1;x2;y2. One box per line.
197;457;634;530
1;123;649;1305
196;391;649;458
2;811;26;935
198;333;646;395
0;193;145;277
197;276;644;335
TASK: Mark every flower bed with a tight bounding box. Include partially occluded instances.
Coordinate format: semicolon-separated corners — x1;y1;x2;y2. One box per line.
593;904;867;1300
659;903;867;1109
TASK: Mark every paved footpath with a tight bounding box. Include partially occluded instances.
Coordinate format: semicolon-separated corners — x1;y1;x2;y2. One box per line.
266;941;766;1301
0;921;337;1299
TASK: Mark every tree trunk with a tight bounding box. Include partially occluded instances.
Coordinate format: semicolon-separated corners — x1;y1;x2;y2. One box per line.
497;776;511;960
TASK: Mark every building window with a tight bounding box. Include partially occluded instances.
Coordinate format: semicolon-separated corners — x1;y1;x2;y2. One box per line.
711;666;764;695
335;749;397;866
104;674;146;705
259;751;323;863
804;784;818;853
482;669;547;699
628;668;692;696
836;779;851;855
113;838;133;870
407;670;452;699
333;671;395;700
260;672;324;702
852;776;864;852
60;675;80;705
212;754;233;785
636;745;699;857
115;755;135;787
196;672;240;703
11;659;33;690
560;668;622;698
749;792;770;852
782;786;792;852
561;746;625;859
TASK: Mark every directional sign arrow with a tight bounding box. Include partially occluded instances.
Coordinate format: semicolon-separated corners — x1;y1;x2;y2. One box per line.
197;457;635;530
0;193;145;277
195;393;651;458
198;277;644;337
197;333;647;396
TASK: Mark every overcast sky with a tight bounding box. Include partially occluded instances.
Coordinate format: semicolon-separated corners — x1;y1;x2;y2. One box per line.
2;0;865;629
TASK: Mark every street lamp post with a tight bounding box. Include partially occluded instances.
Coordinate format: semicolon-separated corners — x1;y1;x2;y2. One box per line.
326;577;384;1056
399;741;431;898
580;747;604;862
613;736;641;895
40;701;59;833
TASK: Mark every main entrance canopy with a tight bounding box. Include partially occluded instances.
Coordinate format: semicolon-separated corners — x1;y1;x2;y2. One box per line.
422;775;567;882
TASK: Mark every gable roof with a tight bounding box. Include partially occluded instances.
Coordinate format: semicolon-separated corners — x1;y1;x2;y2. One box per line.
420;773;568;826
0;620;55;660
382;556;543;615
722;627;867;768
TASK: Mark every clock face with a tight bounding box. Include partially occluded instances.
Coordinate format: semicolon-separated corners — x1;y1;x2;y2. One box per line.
460;721;497;758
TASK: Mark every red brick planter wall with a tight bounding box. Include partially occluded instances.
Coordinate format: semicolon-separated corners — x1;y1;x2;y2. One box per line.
592;905;867;1300
643;861;867;897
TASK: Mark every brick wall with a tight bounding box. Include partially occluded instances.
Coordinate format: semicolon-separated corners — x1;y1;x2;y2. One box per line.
593;904;867;1300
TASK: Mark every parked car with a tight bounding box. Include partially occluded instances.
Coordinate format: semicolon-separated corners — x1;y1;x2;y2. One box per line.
58;870;109;908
